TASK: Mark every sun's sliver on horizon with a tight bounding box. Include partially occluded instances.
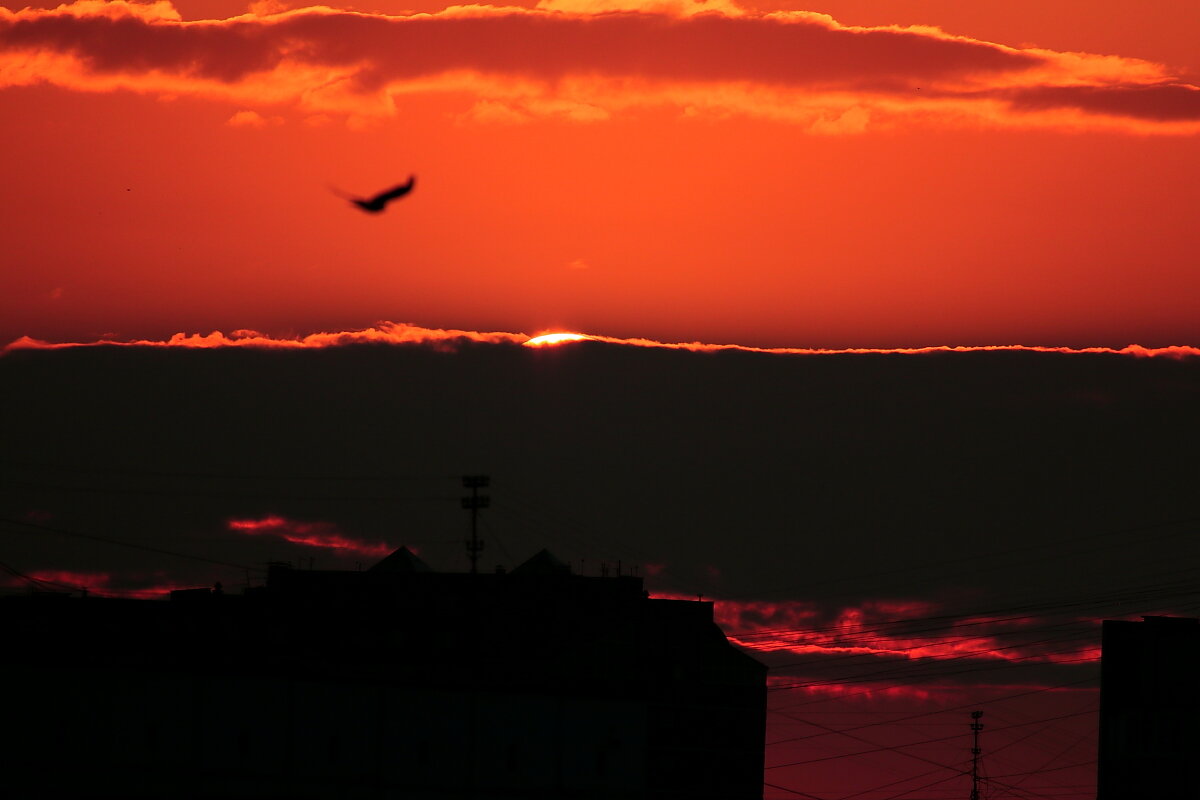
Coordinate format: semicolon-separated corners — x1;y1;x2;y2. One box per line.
3;323;1198;359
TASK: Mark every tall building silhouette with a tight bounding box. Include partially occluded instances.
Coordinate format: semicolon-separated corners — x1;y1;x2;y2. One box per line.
1097;615;1200;799
1;547;766;798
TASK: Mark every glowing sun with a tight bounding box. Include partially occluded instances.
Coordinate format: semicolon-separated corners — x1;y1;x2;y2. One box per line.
523;332;593;347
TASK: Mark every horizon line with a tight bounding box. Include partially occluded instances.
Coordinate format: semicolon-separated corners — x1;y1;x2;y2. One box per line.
4;323;1199;359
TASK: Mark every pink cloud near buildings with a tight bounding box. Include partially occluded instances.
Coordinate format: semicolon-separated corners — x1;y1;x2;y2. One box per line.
227;514;394;558
659;593;1103;672
1;569;205;599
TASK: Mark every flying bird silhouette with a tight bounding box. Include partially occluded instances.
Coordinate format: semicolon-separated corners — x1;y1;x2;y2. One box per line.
345;176;416;213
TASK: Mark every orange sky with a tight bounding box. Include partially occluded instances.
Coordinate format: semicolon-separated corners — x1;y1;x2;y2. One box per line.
4;9;1196;796
3;0;1199;347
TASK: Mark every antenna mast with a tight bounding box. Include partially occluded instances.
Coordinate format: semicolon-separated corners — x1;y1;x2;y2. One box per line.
461;475;489;574
970;710;984;800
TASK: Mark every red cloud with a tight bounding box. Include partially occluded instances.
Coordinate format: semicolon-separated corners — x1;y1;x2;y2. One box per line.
3;322;526;354
2;569;203;599
0;4;1037;86
766;672;939;702
679;594;1102;668
1;2;1196;131
555;334;1200;359
4;322;1198;358
1009;82;1200;122
11;569;111;592
227;514;393;557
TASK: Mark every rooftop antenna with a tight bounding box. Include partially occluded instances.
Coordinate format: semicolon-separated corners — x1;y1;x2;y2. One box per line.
461;475;489;574
970;710;984;800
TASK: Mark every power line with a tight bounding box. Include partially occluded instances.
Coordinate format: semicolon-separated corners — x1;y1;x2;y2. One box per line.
0;556;79;593
868;771;965;800
986;760;1098;781
994;727;1093;795
823;765;950;800
0;516;254;571
767;677;1097;746
763;780;829;800
0;457;459;482
766;708;1096;770
5;477;460;504
753;571;1199;702
736;568;1199;644
722;514;1200;604
768;641;1099;696
755;622;1100;677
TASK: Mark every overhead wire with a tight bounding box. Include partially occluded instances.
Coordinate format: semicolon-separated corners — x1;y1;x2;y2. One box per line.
724;514;1200;604
763;780;829;799
752;620;1100;675
991;735;1094;798
4;459;1187;800
5;477;461;504
869;771;966;800
472;480;1170;800
767;676;1097;745
755;569;1198;707
823;765;951;800
735;567;1199;644
766;707;1097;770
0;457;460;482
763;695;1099;800
0;516;255;572
0;556;80;593
768;641;1099;696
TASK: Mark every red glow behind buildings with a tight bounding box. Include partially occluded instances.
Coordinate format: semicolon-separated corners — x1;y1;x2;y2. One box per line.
227;515;394;558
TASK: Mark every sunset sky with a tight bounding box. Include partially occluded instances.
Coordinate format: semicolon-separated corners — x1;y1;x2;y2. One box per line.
3;0;1200;347
3;3;1200;799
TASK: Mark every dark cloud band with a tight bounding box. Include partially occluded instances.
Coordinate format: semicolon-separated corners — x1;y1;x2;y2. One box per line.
3;4;1198;126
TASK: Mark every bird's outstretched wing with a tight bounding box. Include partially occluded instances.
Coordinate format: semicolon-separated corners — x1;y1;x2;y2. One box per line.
349;175;417;213
370;176;415;204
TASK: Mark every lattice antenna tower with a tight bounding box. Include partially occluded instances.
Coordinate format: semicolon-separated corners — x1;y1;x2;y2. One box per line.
461;475;489;574
969;710;984;800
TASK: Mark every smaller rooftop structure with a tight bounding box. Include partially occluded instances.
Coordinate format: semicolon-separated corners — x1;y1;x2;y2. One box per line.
368;544;432;573
509;547;571;576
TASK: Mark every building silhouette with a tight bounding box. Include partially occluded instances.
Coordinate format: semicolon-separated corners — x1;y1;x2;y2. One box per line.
0;548;766;798
1097;615;1200;799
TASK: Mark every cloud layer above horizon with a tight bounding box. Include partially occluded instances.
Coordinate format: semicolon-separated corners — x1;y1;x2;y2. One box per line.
3;1;1199;133
5;322;1200;358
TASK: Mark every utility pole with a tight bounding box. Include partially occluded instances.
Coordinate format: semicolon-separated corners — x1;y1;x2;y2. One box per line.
461;475;489;574
970;710;984;800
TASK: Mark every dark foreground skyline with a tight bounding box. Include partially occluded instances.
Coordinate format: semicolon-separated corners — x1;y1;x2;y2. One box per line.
2;338;1197;798
2;552;768;799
